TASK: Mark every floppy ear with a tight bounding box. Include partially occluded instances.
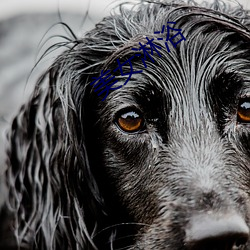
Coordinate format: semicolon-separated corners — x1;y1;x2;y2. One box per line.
2;47;106;249
1;9;142;248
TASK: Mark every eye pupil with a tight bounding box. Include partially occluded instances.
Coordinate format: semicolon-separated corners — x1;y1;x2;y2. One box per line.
237;99;250;123
117;110;144;133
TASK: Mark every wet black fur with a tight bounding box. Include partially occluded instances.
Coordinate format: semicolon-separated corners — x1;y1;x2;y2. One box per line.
2;0;250;249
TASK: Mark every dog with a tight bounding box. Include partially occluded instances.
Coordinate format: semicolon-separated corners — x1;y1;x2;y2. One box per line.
1;0;250;249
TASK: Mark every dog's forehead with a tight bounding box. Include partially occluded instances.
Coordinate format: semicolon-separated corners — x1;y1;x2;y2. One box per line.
108;48;250;105
106;30;250;106
101;3;250;105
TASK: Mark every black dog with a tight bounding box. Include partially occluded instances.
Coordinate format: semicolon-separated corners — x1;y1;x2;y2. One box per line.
2;0;250;249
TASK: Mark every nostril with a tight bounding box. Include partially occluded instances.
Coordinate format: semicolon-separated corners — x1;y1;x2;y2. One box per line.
235;233;250;249
185;213;249;250
235;236;248;248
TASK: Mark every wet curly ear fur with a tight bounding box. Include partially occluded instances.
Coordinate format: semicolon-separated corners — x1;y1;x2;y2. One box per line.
1;9;136;247
4;67;101;249
1;32;118;247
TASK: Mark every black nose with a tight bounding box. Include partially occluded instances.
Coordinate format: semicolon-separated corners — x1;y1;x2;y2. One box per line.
185;213;249;250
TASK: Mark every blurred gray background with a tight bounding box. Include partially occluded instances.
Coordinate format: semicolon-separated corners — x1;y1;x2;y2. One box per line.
0;0;250;175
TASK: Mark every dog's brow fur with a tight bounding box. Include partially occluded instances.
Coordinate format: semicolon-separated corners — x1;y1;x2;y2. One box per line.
1;0;250;249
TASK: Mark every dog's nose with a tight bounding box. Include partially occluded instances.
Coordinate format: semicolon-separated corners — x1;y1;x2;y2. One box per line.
185;213;249;250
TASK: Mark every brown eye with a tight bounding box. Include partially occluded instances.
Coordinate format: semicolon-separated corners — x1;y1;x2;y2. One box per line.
237;99;250;123
116;110;144;133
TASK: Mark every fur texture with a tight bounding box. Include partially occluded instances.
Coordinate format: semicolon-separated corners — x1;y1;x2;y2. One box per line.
2;0;250;249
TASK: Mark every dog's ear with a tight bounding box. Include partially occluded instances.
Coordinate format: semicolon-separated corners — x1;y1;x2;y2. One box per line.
3;48;105;249
2;11;137;248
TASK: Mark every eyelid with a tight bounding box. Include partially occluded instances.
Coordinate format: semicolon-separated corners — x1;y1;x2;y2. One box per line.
239;92;250;98
114;105;143;120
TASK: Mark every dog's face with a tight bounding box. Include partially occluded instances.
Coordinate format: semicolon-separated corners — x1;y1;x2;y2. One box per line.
4;1;250;250
85;3;250;249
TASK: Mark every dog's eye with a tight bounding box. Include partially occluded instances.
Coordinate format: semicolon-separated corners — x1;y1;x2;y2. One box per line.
237;99;250;123
116;110;144;133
